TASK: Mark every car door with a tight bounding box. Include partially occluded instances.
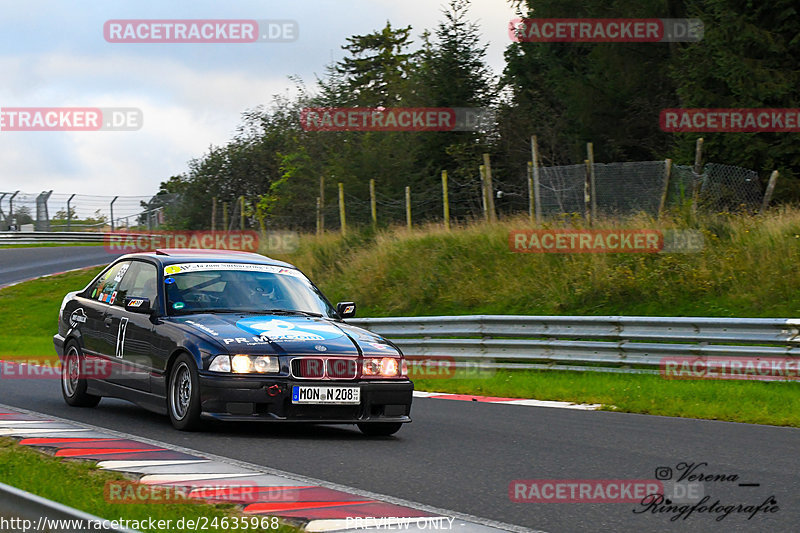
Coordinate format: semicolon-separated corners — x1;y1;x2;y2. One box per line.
104;260;160;392
80;261;130;361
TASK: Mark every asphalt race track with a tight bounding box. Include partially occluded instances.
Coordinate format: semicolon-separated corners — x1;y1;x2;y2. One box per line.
2;247;800;533
0;245;121;287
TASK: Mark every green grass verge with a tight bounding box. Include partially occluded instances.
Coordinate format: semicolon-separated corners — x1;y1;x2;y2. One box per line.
272;208;800;317
414;370;800;427
0;267;102;361
0;438;300;532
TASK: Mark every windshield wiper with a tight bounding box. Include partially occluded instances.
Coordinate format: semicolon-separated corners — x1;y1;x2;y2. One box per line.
265;309;324;317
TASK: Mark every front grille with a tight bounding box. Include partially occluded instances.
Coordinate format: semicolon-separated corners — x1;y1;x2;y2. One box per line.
294;358;325;378
291;357;357;380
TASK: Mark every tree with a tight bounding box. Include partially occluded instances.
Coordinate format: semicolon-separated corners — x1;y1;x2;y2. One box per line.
330;22;417;106
670;0;800;200
411;0;497;219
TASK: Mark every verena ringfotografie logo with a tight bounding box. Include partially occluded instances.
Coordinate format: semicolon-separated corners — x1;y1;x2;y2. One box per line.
509;229;704;254
509;18;703;43
300;107;493;132
0;107;142;131
660;109;800;132
510;480;663;503
104;231;260;253
661;357;800;381
104;20;298;43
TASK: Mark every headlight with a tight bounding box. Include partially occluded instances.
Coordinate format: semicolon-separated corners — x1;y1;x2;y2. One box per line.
209;355;279;374
362;357;402;377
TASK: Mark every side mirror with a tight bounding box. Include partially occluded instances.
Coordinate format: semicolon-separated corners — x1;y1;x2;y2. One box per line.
124;296;152;314
337;301;356;319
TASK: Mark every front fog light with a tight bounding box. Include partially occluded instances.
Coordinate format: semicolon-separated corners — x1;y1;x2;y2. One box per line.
209;355;231;372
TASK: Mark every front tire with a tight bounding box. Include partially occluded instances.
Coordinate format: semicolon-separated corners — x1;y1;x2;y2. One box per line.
61;343;101;407
168;354;202;431
358;422;403;436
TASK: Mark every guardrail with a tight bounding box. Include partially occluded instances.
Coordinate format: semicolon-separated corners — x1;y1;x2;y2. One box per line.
0;231;144;244
349;315;800;374
0;481;141;533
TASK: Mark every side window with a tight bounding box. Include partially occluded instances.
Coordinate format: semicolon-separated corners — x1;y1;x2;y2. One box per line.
114;261;158;307
88;261;130;305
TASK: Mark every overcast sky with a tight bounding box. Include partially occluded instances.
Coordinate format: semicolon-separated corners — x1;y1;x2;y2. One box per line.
0;0;519;214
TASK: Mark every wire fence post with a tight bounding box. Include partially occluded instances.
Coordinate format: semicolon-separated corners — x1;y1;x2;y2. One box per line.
110;196;118;232
587;143;596;222
482;153;497;222
442;170;450;230
316;196;322;235
530;136;542;224
211;197;217;231
67;193;75;231
526;162;534;225
761;170;779;212
239;195;245;229
338;182;346;236
692;137;704;213
584;159;592;226
369;179;377;229
222;202;229;231
320;175;325;233
405;186;412;230
479;165;488;222
658;159;672;218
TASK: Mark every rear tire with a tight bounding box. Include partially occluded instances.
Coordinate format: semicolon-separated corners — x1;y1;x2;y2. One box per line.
61;343;101;407
358;422;403;436
168;354;202;431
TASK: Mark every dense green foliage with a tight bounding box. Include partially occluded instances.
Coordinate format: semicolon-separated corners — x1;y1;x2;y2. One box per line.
158;0;800;230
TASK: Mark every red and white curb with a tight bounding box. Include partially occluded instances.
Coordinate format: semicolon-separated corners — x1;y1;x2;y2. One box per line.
0;404;539;533
412;391;601;410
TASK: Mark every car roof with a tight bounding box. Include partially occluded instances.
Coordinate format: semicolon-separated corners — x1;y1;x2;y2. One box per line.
117;248;296;269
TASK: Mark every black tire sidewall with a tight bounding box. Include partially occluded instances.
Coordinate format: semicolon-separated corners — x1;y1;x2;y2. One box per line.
61;342;100;407
168;353;202;431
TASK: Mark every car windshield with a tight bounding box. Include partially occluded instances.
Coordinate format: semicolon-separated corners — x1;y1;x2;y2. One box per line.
163;263;336;317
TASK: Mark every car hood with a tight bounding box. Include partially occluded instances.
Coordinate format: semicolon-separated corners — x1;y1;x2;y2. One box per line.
167;313;400;356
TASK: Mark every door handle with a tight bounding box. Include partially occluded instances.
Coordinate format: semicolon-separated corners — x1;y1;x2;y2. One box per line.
104;317;113;327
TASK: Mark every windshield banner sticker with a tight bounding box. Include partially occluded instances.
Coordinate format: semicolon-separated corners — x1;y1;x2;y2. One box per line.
163;263;303;278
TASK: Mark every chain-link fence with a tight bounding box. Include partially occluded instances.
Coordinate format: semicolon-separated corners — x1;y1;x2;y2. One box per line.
534;160;765;219
0;159;769;234
0;191;171;231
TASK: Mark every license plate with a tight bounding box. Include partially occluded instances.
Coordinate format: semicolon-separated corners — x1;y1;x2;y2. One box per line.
291;386;360;405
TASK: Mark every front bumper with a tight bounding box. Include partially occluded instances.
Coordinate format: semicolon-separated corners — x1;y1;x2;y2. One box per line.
197;373;413;423
53;334;65;358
